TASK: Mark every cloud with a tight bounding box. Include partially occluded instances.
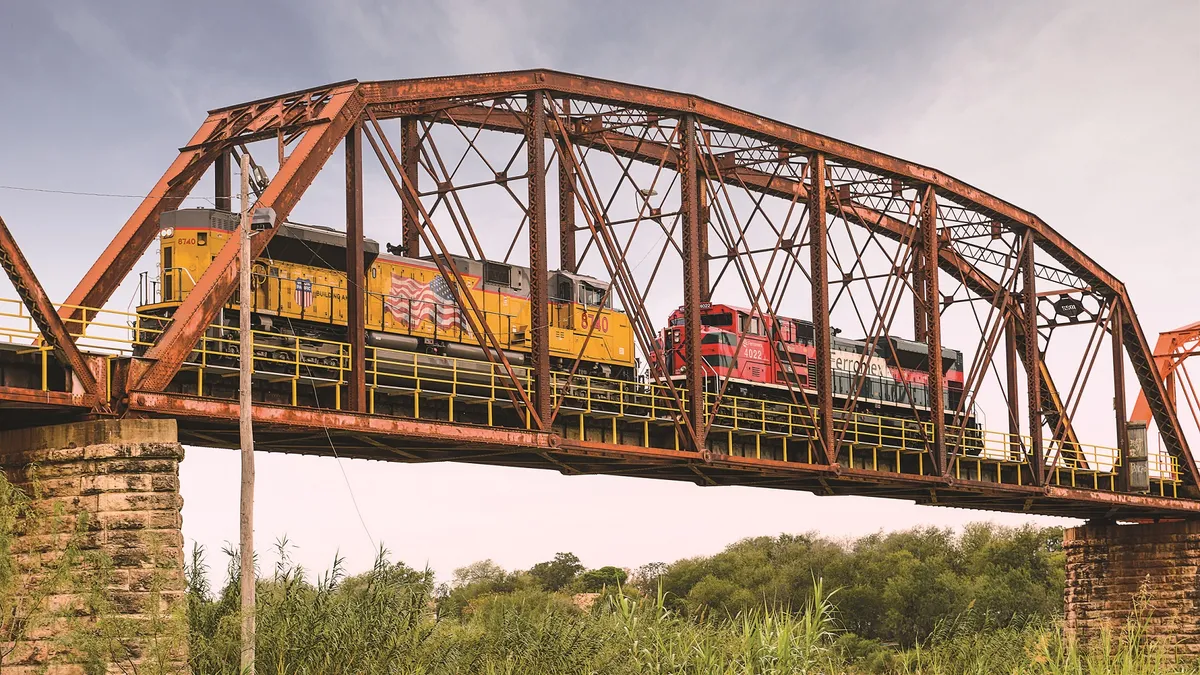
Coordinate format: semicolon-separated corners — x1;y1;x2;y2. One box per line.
49;4;195;124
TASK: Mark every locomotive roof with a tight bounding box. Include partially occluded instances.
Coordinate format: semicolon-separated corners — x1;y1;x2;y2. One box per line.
160;208;381;256
279;220;380;256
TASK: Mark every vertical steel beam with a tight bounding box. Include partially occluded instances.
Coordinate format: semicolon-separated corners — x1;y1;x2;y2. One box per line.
1022;229;1044;483
345;121;366;412
920;190;946;472
920;187;946;474
215;151;232;212
558;99;577;274
699;181;711;303
1111;302;1129;490
526;91;552;426
679;115;707;451
401;117;421;257
808;153;835;464
1005;318;1021;461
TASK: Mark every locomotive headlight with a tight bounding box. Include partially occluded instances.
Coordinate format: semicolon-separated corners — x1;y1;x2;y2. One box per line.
160;227;174;239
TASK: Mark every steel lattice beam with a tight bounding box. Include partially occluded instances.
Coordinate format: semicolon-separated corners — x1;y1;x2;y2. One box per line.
28;69;1192;506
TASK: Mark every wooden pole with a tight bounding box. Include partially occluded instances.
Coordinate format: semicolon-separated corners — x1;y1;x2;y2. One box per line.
238;152;256;675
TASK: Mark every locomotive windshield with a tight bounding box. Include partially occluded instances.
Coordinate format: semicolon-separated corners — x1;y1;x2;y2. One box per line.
701;313;733;327
579;281;609;308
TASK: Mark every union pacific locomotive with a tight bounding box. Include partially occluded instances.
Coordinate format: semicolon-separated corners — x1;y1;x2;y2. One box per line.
137;208;970;428
137;209;636;381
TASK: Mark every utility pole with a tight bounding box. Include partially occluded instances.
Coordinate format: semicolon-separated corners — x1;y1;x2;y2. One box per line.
238;152;256;675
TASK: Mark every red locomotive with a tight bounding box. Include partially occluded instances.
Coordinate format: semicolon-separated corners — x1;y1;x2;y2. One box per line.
658;303;968;421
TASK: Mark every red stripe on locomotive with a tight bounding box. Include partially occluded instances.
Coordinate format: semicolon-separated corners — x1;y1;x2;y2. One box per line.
658;303;966;410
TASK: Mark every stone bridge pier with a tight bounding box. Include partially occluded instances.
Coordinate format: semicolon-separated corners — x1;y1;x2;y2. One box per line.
0;418;186;673
1065;520;1200;658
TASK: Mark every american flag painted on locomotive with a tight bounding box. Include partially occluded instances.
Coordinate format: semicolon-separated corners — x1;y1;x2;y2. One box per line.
294;278;314;309
386;272;463;330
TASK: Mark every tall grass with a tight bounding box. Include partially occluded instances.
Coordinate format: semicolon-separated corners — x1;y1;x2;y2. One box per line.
178;544;1196;675
889;603;1195;675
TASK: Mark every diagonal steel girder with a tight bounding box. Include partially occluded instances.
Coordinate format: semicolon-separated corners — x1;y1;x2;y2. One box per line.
54;81;358;338
427;103;1101;479
0;215;100;398
132;84;366;392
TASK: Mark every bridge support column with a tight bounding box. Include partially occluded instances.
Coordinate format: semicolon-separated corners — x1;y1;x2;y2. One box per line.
0;419;186;672
1065;520;1200;659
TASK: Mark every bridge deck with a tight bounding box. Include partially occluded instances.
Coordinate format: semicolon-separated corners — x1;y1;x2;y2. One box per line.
0;298;1193;520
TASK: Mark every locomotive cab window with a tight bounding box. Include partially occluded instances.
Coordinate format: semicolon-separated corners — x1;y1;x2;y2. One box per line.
775;320;793;343
484;261;512;286
579;282;609;308
161;245;173;301
740;314;762;336
701;312;733;327
794;321;814;344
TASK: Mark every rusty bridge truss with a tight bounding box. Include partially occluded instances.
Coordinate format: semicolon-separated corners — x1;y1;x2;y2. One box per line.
0;70;1194;520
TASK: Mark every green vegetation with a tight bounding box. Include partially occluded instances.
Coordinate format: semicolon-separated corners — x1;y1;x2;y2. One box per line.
178;525;1196;674
0;466;1189;673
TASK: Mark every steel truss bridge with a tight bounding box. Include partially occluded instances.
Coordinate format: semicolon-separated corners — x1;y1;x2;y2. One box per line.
0;70;1195;520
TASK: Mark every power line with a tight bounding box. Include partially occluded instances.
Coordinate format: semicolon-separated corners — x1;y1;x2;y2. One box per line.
0;183;216;202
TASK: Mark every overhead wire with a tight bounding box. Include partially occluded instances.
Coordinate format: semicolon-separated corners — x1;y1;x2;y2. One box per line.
0;183;217;202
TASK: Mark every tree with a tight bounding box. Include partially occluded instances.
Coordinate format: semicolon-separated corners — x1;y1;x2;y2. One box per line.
452;559;508;587
529;552;583;592
576;566;628;592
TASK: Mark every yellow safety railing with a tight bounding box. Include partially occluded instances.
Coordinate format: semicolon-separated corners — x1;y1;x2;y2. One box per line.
0;297;1183;492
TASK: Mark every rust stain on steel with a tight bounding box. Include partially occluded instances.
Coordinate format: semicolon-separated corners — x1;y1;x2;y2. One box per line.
1045;485;1200;512
808;154;835;465
361;70;1120;294
127;392;553;449
135;84;365;393
919;187;946;475
0;216;100;398
526;90;552;427
678;115;706;452
37;69;1193;511
345;120;367;412
400;117;421;257
1022;230;1045;484
0;385;94;409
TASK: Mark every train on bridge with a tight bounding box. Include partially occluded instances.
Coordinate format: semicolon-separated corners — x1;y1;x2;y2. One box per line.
136;208;972;429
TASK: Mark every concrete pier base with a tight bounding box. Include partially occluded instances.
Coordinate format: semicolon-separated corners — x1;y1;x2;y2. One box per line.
1064;520;1200;659
0;419;186;673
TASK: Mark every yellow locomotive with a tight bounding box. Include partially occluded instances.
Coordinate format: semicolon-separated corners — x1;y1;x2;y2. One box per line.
138;208;636;380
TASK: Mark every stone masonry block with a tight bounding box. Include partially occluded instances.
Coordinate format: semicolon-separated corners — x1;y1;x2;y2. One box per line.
1065;520;1200;662
0;419;187;672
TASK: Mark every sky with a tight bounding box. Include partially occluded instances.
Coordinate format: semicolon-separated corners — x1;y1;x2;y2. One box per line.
0;1;1197;583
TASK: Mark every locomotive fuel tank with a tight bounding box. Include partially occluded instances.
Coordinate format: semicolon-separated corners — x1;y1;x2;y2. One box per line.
366;331;529;388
